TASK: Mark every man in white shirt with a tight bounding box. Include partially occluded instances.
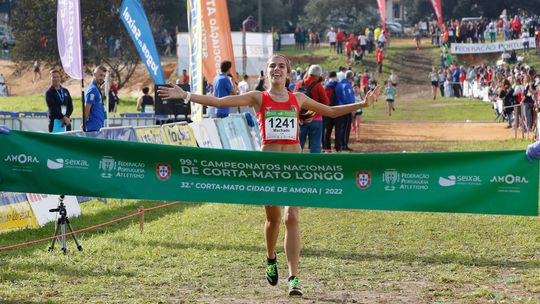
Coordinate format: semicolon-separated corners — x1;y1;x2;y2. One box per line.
326;28;337;52
238;75;250;94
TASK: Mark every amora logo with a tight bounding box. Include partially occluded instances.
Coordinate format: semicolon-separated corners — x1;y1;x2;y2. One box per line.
439;176;456;187
47;159;64;170
490;174;528;185
4;154;40;164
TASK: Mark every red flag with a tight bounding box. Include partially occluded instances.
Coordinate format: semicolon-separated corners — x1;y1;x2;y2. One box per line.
430;0;443;27
376;0;386;31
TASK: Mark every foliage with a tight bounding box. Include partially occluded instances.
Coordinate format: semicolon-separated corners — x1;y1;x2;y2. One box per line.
300;0;379;33
403;0;540;23
10;0;140;90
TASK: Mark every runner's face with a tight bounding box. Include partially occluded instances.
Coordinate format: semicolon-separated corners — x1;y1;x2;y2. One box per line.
266;57;289;86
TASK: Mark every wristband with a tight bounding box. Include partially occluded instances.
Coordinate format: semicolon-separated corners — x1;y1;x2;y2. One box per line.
184;91;191;104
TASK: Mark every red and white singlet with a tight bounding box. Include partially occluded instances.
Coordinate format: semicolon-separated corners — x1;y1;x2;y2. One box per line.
256;91;300;145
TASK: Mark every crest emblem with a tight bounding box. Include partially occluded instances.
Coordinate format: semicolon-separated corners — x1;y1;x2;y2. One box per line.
356;171;371;189
156;163;171;181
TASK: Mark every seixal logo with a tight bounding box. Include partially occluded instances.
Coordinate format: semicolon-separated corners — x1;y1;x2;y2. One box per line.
47;158;89;170
439;176;456;187
439;175;482;187
47;159;64;170
4;154;39;164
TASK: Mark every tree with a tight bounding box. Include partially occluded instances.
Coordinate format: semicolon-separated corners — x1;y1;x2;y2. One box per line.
10;0;146;90
300;0;379;33
402;0;540;23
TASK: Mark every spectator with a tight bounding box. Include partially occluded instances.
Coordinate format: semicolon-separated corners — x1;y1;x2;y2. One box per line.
336;28;345;54
213;60;238;118
322;71;338;151
334;70;355;151
84;66;107;132
327;28;337;52
2;39;8;60
242;16;257;32
136;87;154;113
108;83;120;113
238;75;250;94
293;64;329;153
45;70;73;133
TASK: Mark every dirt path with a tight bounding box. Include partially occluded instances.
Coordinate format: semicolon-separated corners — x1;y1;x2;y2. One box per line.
361;122;515;141
389;42;436;101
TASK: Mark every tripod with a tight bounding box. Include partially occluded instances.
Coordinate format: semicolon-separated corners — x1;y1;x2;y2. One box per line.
48;195;83;254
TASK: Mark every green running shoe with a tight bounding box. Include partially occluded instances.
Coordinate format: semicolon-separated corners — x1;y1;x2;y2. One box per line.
265;257;278;286
288;276;303;296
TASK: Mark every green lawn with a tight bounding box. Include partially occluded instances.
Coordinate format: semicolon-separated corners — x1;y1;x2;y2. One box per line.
0;95;138;117
363;96;496;122
1;162;540;304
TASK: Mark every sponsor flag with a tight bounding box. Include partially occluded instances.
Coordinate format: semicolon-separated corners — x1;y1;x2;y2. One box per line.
120;0;165;84
201;0;236;83
0;131;538;216
56;0;83;79
187;0;204;122
376;0;386;31
430;0;443;27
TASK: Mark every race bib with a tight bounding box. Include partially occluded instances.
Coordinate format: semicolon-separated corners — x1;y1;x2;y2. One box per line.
264;110;297;141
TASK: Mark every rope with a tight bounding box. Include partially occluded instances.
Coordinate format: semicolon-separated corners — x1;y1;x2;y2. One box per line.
0;201;181;251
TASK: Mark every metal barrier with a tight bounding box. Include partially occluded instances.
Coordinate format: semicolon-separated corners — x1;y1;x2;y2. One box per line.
0;118;22;130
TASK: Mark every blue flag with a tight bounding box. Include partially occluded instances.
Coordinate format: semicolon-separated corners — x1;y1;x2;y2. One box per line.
120;0;165;84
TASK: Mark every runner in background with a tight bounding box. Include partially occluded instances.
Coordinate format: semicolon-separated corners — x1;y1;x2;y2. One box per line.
158;54;381;297
386;80;396;116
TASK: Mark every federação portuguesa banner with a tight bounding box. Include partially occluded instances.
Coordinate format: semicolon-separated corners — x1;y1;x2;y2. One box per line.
0;131;537;216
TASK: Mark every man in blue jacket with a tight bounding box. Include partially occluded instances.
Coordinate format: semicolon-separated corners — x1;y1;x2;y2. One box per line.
84;66;107;132
213;61;238;118
452;65;461;98
334;70;355;151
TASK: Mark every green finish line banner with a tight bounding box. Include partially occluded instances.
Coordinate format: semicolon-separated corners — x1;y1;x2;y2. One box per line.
0;131;538;216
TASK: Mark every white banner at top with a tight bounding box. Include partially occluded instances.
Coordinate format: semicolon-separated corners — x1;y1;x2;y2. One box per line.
451;38;536;54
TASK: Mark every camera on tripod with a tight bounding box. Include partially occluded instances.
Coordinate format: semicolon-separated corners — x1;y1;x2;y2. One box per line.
48;195;82;254
49;195;66;215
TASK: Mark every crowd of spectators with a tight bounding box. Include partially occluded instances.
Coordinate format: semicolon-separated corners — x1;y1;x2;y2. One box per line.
419;15;540;51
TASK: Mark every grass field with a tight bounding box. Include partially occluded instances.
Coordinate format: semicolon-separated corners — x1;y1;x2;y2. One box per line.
0;95;138;117
0;138;538;303
362;96;495;122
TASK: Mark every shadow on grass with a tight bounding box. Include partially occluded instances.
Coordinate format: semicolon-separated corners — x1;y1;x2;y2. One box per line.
0;200;201;256
112;237;540;270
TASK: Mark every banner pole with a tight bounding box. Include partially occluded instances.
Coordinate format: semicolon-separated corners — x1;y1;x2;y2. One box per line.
79;1;85;132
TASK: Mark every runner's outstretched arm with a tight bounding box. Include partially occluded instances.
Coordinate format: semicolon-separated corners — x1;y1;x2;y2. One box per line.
158;83;260;109
297;85;382;118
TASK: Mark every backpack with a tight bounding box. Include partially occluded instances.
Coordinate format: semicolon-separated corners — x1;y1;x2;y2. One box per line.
296;80;318;123
325;81;339;106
